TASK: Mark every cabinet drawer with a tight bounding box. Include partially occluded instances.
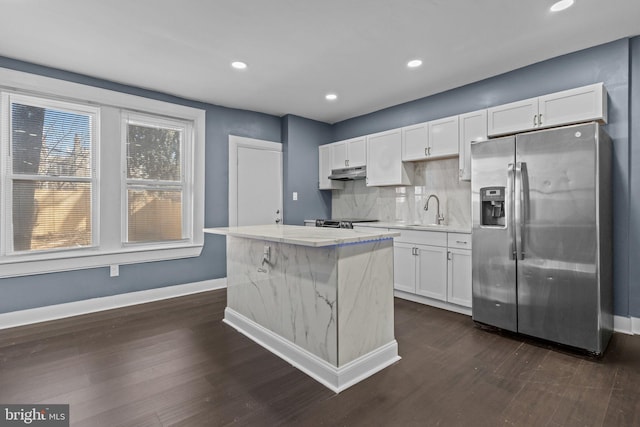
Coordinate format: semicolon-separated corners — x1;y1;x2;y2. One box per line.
393;229;447;247
447;233;472;250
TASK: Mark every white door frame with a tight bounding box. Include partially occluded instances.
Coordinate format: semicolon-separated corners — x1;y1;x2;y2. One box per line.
228;135;283;227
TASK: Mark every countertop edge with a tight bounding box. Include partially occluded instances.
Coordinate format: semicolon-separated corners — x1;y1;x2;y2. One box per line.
352;222;471;234
204;226;400;247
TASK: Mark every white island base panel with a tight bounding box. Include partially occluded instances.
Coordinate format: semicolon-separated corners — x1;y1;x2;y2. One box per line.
220;228;400;393
224;308;400;393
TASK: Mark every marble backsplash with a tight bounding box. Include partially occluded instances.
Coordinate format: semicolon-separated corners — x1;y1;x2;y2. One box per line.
332;158;471;229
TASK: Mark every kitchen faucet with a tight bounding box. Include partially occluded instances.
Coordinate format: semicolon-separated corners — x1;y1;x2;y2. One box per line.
424;194;445;225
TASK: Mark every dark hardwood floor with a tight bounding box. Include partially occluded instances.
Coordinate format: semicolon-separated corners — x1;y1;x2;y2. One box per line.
1;289;639;426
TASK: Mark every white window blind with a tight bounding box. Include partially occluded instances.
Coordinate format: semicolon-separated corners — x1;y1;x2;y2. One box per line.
124;115;189;244
8;96;97;253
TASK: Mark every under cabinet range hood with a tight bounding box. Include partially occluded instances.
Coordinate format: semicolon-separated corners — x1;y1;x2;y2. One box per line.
328;166;366;181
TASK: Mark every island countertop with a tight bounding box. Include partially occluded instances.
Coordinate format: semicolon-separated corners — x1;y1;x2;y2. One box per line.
204;224;399;247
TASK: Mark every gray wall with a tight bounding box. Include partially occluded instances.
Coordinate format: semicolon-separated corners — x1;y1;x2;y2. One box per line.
282;115;332;225
1;36;639;318
332;38;633;317
0;57;281;314
630;37;640;318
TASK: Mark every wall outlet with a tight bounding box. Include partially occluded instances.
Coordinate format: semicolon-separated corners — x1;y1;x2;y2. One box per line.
293;192;298;201
110;264;119;277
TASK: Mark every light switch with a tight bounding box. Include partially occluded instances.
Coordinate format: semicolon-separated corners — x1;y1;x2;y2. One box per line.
293;192;298;201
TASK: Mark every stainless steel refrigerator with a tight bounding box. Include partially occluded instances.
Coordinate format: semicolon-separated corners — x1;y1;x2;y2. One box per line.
471;122;613;355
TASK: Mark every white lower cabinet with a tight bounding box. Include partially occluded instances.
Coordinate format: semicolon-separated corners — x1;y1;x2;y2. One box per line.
415;244;448;300
393;229;472;310
393;242;418;294
447;248;472;307
393;242;448;298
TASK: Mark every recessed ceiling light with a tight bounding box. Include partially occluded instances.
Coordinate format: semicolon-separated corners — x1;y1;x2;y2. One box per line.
325;93;338;101
550;0;574;12
231;61;247;70
407;59;423;68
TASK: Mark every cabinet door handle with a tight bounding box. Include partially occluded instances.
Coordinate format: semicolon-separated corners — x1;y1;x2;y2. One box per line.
533;114;538;127
456;240;467;244
428;147;431;155
539;113;543;125
447;251;452;260
425;147;428;157
345;159;349;167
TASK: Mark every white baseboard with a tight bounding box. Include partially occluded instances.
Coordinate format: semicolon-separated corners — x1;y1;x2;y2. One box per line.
614;315;640;335
223;307;400;393
394;290;472;317
0;278;227;331
394;292;640;336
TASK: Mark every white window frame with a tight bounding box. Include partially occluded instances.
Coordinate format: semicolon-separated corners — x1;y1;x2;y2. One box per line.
2;92;100;255
121;112;193;246
0;67;205;278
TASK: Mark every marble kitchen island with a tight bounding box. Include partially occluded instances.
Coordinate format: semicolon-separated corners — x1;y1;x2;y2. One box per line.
204;224;400;393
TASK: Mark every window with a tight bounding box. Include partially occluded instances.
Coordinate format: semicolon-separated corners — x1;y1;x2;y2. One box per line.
124;114;191;244
0;67;205;278
6;94;98;253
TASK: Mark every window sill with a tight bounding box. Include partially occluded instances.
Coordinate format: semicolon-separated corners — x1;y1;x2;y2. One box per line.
0;243;204;278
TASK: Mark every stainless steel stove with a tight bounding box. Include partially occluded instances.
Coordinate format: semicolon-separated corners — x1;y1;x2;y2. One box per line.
314;218;379;229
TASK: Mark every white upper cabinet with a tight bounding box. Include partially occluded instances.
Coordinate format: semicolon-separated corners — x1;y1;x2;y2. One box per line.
330;141;348;170
318;144;344;190
487;97;538;137
402;122;429;161
458;109;488;181
538;83;607;129
347;137;367;166
366;128;413;186
428;115;459;159
488;83;607;137
331;136;366;169
402;115;459;161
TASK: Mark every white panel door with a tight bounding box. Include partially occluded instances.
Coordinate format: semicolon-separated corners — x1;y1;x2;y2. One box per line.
229;136;283;227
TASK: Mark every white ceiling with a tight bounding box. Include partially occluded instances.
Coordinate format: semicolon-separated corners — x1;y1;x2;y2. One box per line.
1;0;639;124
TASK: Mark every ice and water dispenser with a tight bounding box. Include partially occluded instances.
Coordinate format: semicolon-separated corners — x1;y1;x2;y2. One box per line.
480;187;505;227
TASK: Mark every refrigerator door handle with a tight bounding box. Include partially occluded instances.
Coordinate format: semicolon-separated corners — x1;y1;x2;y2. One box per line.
507;163;516;260
515;162;528;260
